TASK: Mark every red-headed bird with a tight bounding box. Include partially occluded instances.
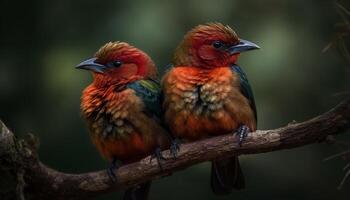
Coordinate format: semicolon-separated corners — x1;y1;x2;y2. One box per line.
77;41;169;200
162;23;259;194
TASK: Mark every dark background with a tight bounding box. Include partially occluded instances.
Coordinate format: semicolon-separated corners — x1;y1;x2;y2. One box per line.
1;0;350;199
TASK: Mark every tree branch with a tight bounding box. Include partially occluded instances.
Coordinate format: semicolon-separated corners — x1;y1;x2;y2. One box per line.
1;99;350;200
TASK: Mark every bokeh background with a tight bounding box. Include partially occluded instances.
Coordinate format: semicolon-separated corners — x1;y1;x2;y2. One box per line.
1;0;350;199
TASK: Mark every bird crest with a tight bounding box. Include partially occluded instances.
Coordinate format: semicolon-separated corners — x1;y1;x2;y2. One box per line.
188;22;239;42
94;41;145;64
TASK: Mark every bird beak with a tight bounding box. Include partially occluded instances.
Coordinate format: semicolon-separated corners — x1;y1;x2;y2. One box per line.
228;39;260;55
76;58;106;73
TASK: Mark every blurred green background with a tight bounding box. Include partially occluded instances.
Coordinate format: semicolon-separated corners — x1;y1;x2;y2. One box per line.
1;0;350;199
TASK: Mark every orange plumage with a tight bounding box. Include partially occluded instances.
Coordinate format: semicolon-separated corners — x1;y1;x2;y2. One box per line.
81;85;167;163
78;41;169;200
78;41;169;164
163;66;256;141
162;23;259;194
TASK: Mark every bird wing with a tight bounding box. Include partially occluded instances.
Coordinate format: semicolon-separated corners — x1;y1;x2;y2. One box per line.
126;79;170;148
230;64;257;123
126;79;162;119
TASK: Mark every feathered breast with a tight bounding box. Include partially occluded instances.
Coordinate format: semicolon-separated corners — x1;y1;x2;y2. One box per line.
81;84;143;138
81;83;167;162
162;66;256;140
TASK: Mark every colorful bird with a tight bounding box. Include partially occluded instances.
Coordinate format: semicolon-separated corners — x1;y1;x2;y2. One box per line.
162;23;259;194
77;41;169;200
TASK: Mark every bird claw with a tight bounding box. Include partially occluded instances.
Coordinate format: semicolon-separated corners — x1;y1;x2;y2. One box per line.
150;147;167;170
235;125;250;147
107;158;121;183
107;167;117;183
170;138;181;159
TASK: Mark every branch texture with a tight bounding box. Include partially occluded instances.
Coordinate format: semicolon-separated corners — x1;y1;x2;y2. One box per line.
1;100;350;200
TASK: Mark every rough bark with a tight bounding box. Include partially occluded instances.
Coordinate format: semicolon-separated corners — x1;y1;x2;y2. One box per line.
0;99;350;200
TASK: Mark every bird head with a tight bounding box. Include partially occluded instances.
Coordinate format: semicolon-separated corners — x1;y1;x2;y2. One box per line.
173;23;260;68
76;41;157;86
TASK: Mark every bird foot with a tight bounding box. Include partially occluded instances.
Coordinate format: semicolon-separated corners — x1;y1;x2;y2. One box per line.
150;147;167;170
170;138;181;159
107;158;121;183
235;125;251;147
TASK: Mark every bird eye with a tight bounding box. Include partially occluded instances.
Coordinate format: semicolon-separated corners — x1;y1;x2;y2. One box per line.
212;41;223;49
112;61;122;67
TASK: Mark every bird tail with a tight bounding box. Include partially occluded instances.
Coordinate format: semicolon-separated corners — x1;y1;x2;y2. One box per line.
211;156;245;195
123;181;151;200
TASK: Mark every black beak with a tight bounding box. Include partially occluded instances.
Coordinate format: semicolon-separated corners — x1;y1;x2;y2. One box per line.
76;58;106;73
228;39;260;55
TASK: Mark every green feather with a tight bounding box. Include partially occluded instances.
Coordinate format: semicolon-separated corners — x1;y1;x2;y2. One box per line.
127;79;161;118
138;79;160;93
230;64;257;123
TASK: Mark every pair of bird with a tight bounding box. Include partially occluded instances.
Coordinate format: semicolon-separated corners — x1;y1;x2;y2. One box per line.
77;23;259;200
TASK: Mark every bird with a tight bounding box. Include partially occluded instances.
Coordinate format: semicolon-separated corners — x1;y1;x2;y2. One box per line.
76;41;169;200
161;23;259;195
